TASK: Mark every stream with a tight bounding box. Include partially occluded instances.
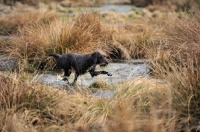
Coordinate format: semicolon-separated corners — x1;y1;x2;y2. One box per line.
34;59;149;87
34;59;149;98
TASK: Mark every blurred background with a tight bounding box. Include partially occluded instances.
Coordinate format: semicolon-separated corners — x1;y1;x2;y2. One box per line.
0;0;199;10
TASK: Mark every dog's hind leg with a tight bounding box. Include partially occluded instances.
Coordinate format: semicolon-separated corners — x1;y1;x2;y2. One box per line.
64;69;71;77
63;68;71;84
72;72;79;85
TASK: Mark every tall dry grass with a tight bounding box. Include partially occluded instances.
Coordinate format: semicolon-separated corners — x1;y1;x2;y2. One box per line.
147;11;200;131
111;23;154;59
0;9;57;35
0;73;70;131
107;77;173;132
0;71;175;132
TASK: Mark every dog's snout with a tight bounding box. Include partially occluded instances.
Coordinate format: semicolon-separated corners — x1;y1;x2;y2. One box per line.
99;58;109;67
103;58;109;65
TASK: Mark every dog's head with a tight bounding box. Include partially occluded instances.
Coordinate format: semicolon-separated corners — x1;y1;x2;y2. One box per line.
91;50;109;66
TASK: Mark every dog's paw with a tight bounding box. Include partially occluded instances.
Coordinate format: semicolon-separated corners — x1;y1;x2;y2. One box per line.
63;77;69;84
101;71;110;74
107;73;112;76
101;71;112;76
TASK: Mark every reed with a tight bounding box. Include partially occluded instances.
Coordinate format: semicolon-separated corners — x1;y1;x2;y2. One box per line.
0;72;175;131
0;73;67;131
147;11;200;131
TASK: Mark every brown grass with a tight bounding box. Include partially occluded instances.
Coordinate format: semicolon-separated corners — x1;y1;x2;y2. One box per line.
63;12;103;53
0;72;175;132
0;9;57;35
146;11;200;131
0;73;69;131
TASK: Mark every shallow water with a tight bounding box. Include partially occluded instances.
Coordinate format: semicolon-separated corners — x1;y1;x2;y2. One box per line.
66;4;139;15
94;4;134;13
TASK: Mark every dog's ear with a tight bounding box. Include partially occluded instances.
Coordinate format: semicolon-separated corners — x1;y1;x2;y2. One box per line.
91;51;98;63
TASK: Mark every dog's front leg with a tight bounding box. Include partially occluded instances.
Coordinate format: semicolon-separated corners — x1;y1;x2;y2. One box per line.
90;70;112;77
89;65;112;77
99;71;112;76
90;71;100;77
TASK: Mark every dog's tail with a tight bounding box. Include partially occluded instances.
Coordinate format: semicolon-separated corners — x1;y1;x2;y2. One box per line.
49;53;60;59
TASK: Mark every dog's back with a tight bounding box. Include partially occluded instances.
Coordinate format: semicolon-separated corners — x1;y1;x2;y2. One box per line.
49;53;95;74
49;53;70;69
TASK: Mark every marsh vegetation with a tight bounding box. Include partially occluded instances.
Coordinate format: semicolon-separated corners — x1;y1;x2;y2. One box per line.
0;0;200;131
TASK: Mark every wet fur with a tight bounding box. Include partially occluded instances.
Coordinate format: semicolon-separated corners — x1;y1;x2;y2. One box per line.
49;50;112;84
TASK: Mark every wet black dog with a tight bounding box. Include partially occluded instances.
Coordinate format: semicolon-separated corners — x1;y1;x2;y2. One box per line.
49;50;112;84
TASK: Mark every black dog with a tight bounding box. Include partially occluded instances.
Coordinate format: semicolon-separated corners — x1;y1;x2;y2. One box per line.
49;50;112;84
